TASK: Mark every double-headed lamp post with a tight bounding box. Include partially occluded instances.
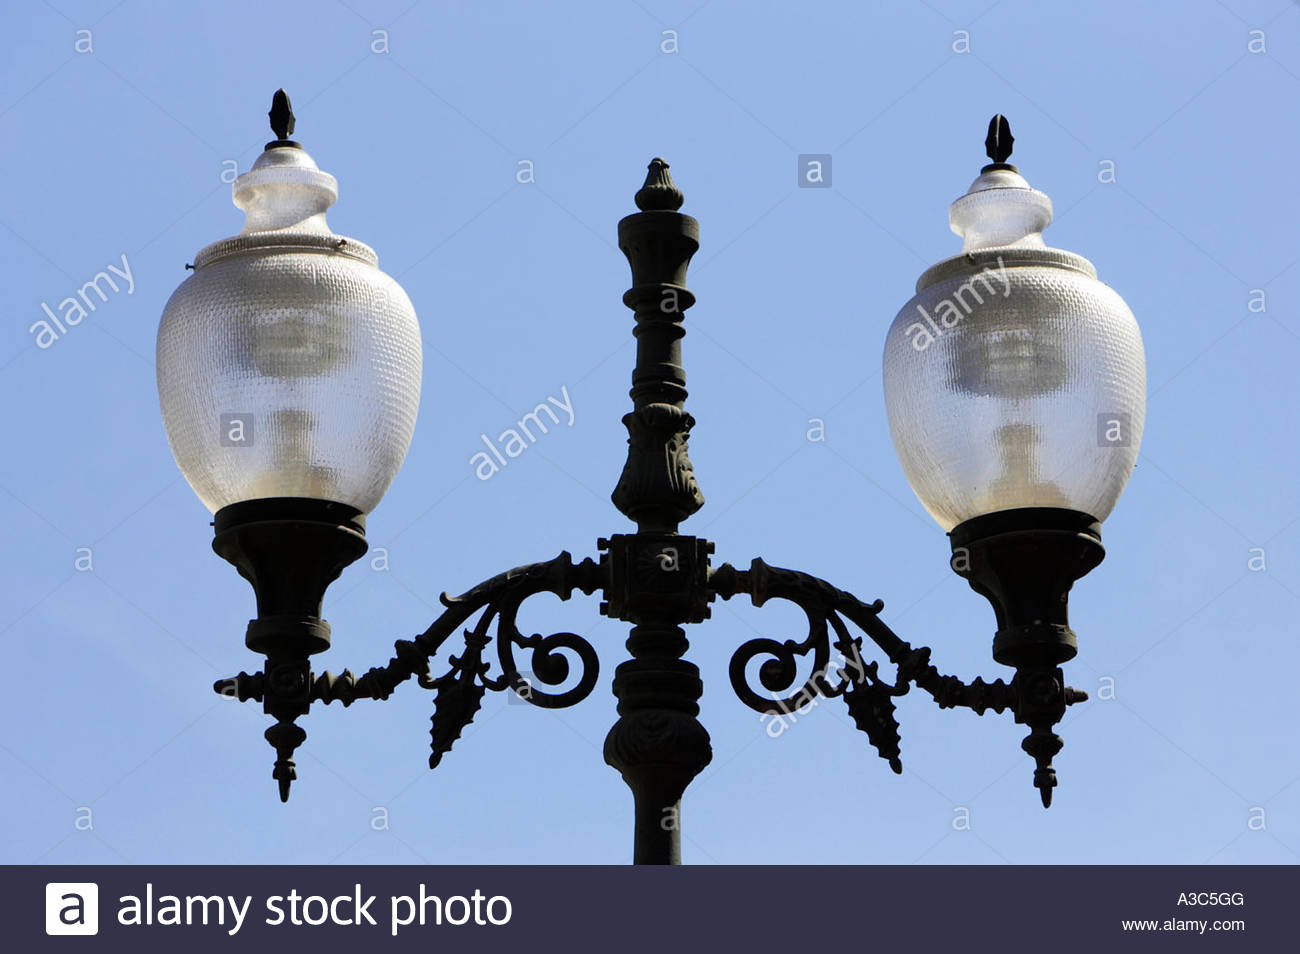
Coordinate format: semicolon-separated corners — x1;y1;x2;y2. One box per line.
156;94;1145;864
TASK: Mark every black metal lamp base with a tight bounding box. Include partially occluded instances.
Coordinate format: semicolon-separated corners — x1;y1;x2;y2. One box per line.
949;507;1103;667
949;507;1102;806
212;496;368;800
212;497;368;653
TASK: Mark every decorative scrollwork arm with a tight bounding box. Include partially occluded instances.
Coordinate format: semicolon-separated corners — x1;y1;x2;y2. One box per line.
214;551;605;798
710;558;1087;805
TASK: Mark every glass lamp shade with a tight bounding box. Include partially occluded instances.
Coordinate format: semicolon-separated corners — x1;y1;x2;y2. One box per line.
157;142;421;515
882;164;1145;532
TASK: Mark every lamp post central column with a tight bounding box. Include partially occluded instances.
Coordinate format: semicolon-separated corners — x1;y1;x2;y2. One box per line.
602;159;713;864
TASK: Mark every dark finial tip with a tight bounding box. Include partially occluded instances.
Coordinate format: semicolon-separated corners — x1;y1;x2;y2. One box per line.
1040;786;1052;808
278;776;291;802
267;89;299;149
984;114;1014;164
635;157;685;211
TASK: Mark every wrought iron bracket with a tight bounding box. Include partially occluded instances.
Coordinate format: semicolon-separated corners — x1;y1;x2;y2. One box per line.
215;551;605;800
710;557;1088;805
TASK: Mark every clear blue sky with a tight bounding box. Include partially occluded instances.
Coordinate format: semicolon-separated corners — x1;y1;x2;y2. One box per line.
2;0;1297;864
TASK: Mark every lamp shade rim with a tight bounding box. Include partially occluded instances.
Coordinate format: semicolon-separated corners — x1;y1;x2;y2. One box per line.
193;230;378;269
213;496;368;535
948;506;1102;548
916;246;1096;293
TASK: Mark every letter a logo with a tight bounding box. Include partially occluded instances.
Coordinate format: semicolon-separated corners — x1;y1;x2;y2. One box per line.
45;883;99;935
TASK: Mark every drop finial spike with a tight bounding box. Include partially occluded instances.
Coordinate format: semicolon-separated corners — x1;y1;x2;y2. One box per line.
985;114;1014;165
634;158;685;211
1022;724;1062;809
266;89;298;149
265;718;305;802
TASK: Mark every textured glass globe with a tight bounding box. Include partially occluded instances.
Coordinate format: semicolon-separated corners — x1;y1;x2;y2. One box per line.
157;144;422;514
882;165;1145;532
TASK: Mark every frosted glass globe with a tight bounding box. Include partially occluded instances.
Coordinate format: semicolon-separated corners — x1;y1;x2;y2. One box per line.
157;143;421;514
882;165;1145;532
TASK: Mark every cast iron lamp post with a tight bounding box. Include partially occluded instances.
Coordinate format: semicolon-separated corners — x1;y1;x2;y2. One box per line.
156;95;1145;864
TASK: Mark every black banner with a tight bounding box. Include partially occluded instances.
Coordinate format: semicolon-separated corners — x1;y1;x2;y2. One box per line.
9;865;1292;951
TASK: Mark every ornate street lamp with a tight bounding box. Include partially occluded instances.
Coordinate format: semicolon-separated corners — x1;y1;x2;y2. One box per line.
157;97;1144;862
882;115;1146;803
157;91;421;801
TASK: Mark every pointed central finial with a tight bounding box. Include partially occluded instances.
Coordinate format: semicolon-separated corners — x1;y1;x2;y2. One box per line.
635;158;684;211
984;114;1014;165
266;89;300;150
